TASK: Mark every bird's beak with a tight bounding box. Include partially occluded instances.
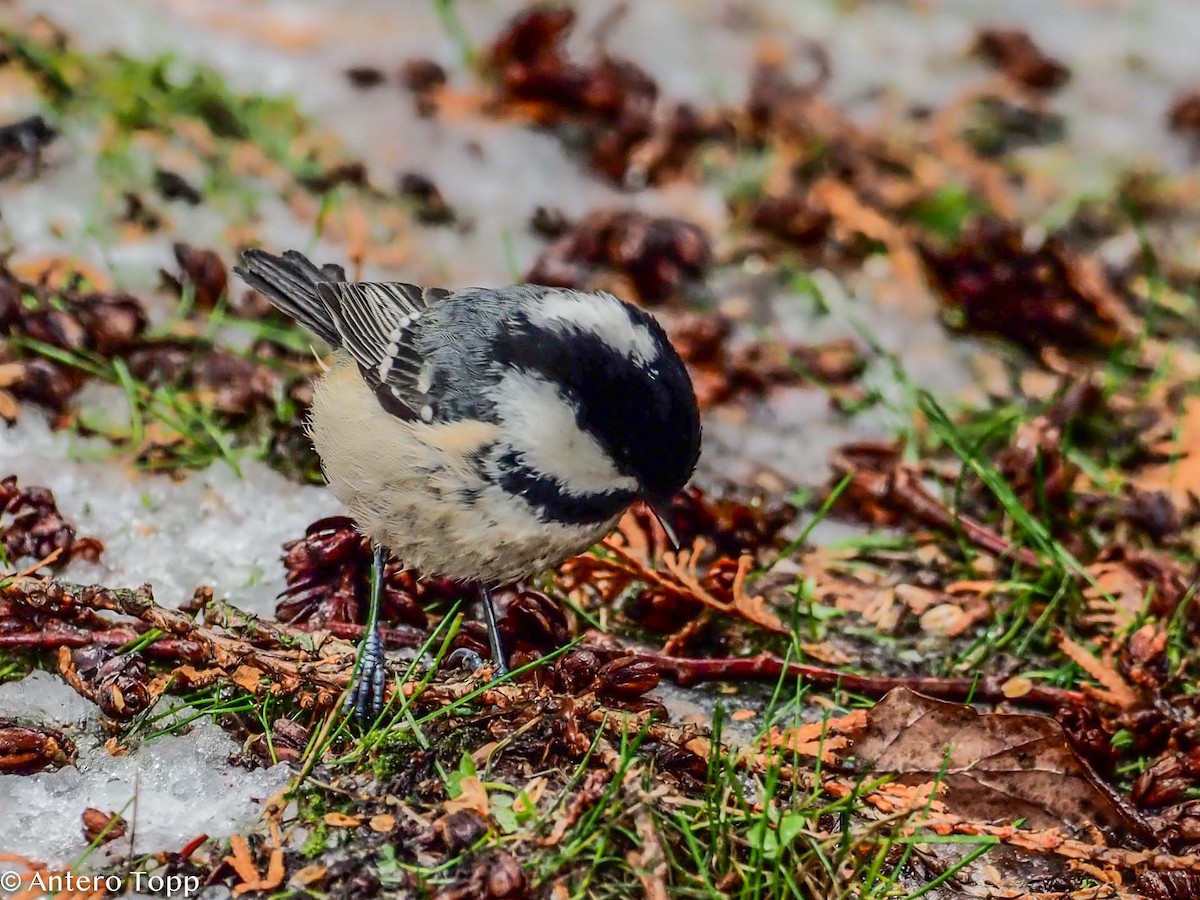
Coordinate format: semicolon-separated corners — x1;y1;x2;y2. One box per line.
648;502;681;552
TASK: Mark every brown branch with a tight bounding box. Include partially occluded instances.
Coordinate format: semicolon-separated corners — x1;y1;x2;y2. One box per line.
0;624;207;660
291;620;428;649
207;599;428;650
635;650;1086;710
1;578;352;699
4;579;1087;715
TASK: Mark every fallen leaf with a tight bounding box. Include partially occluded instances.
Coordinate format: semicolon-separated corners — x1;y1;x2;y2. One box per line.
866;780;948;815
894;583;939;614
323;812;363;828
1083;561;1152;630
1139;396;1200;507
81;808;126;844
515;776;548;815
1055;633;1139;709
919;603;967;635
1000;676;1033;699
860;588;901;632
225;829;285;897
685;737;711;758
853;688;1154;844
445;775;490;818
289;864;327;888
1138;870;1200;900
731;554;787;632
799;641;852;665
762;710;865;763
259;848;285;896
0;362;24;388
224;835;261;886
944;579;1000;596
368;814;395;833
231;665;266;694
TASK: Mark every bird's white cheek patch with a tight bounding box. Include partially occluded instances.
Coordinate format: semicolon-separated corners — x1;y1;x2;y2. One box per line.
492;371;638;496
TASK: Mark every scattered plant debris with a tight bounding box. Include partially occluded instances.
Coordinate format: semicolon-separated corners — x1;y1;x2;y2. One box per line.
970;28;1070;92
5;5;1200;897
483;5;660;185
0;475;102;570
153;167;203;205
855;689;1154;844
397;171;458;226
669;311;864;407
1167;89;1200;139
401;58;448;116
161;243;228;310
0;114;57;180
280;515;458;634
526;208;712;305
80;807;127;845
0;721;76;774
344;65;386;89
919;218;1134;357
0;258;147;415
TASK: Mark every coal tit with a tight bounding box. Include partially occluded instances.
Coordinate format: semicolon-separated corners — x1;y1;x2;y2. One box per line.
235;249;701;720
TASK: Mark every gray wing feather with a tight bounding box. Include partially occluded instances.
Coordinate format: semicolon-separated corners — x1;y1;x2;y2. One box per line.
316;281;451;419
235;249;346;346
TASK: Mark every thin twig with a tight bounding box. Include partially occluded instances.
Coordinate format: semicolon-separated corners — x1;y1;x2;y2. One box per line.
635;649;1086;709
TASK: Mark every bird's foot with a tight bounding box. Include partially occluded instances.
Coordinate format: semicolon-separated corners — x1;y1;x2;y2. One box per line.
445;647;485;672
479;584;510;679
343;623;388;723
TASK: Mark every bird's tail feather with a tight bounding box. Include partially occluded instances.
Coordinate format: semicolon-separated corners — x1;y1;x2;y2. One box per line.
234;249;346;347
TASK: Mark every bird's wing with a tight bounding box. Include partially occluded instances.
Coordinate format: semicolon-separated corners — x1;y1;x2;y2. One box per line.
316;281;451;420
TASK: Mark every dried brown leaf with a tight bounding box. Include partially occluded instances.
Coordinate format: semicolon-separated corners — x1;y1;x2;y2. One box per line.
368;814;396;833
231;665;266;694
1139;396;1200;509
1055;633;1139;709
224;835;262;885
854;688;1153;844
289;864;328;888
445;775;490;819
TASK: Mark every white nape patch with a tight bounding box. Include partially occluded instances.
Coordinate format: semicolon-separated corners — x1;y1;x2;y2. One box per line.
528;290;659;365
492;370;639;496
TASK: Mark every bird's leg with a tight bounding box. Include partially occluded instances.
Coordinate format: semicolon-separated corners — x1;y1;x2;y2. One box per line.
478;584;509;677
343;543;389;722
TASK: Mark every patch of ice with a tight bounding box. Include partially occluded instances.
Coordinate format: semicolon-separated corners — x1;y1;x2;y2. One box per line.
0;671;97;727
0;411;340;616
0;715;289;867
698;264;981;487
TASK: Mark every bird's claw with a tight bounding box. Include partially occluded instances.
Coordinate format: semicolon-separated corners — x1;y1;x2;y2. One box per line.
445;647;485;672
343;625;387;723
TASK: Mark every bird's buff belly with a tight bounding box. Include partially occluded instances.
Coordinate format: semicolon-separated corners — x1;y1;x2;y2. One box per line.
308;363;618;584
